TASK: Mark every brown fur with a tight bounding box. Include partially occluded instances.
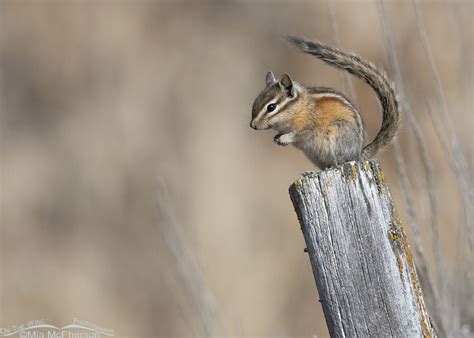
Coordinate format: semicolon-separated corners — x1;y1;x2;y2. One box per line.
291;99;314;132
292;96;356;133
314;97;356;129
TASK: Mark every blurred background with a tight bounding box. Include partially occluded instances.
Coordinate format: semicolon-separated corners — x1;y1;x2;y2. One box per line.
1;0;472;337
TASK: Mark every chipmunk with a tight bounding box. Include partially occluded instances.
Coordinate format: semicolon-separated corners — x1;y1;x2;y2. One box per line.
250;36;400;169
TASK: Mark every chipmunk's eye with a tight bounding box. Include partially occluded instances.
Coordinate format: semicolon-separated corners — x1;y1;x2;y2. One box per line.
267;103;277;112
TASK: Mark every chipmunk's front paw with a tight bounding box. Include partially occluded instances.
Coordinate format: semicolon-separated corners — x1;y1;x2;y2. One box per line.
274;132;295;146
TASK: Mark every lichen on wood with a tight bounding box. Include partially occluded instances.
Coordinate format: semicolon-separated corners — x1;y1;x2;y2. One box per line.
289;161;435;337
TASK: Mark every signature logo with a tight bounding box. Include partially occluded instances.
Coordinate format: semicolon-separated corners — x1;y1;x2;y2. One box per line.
0;318;114;338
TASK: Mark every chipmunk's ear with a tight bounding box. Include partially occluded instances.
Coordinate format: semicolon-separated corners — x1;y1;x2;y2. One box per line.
280;73;295;97
266;71;276;86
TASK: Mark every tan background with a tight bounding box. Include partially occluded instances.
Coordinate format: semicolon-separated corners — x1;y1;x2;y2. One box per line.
1;1;472;337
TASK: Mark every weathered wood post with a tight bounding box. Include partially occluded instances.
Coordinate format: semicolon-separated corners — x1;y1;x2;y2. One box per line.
289;161;435;337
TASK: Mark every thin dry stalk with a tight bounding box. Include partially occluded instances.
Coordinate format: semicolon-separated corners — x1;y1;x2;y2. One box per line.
154;180;220;336
413;0;473;250
377;1;445;335
414;1;473;332
326;0;357;104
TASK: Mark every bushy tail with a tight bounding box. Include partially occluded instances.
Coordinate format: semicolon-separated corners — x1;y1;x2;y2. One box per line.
287;36;400;159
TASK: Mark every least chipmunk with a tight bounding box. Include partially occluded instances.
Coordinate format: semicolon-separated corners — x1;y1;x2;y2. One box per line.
250;36;400;169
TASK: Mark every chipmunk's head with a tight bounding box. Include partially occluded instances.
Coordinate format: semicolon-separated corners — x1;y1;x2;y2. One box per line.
250;71;301;130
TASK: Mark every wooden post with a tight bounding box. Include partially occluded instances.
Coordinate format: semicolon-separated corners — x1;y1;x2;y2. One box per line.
289;161;435;337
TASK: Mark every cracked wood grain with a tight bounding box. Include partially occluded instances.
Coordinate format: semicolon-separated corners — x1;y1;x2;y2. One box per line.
289;161;435;338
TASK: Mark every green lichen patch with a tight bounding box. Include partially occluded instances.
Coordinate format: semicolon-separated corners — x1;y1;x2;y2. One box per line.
341;162;358;182
363;161;370;172
389;228;400;242
377;169;385;184
351;164;357;181
292;178;302;191
371;163;386;194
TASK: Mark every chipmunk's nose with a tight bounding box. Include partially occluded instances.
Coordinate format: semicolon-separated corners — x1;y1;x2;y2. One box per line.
250;120;257;129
